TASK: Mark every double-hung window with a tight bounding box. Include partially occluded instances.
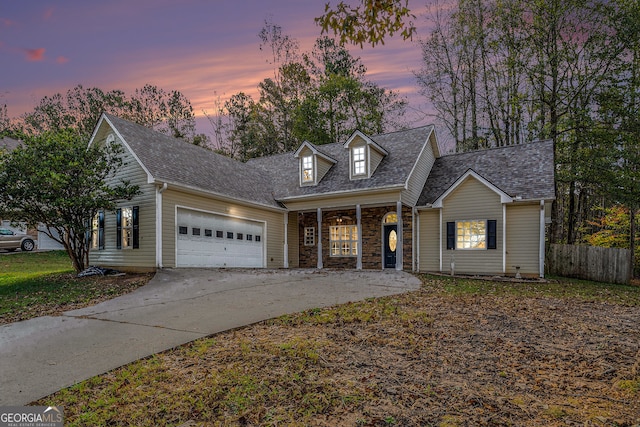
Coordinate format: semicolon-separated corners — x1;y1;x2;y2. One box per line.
302;155;314;183
329;225;358;256
352;146;366;176
447;220;497;250
91;211;105;250
116;206;139;249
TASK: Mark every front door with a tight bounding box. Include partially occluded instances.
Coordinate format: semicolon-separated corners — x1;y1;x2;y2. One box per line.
383;224;397;268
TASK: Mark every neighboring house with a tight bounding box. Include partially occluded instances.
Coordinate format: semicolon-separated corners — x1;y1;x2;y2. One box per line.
88;113;555;277
0;138;30;240
0;137;22;232
1;136;64;250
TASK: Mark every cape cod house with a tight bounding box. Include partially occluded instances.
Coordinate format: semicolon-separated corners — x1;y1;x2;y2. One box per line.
88;113;555;277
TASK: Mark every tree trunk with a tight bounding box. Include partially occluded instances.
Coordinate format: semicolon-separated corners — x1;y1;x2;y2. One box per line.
567;180;576;244
631;207;637;278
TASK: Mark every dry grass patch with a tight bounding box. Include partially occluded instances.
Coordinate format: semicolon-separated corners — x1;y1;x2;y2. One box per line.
39;275;640;426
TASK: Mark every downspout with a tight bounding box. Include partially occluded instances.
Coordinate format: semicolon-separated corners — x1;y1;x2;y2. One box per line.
413;207;418;272
283;212;289;268
156;182;168;268
439;209;443;272
503;204;507;274
540;200;545;278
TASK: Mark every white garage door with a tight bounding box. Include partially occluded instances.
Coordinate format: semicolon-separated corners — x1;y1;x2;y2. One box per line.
176;208;264;268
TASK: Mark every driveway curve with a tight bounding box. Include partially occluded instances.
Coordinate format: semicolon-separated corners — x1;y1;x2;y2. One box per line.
0;268;421;405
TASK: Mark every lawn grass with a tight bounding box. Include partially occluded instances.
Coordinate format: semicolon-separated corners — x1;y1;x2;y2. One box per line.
0;250;74;283
36;273;640;426
419;273;640;306
0;251;150;323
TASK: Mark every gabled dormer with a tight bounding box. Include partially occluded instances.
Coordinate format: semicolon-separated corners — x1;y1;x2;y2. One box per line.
294;141;337;187
343;130;388;180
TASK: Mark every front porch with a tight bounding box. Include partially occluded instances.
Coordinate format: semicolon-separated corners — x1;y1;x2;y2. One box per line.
295;204;413;270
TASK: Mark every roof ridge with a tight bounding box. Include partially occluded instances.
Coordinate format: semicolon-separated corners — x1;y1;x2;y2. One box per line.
439;139;552;158
371;124;434;138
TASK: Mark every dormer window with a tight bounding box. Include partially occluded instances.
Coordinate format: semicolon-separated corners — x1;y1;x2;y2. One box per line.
294;141;337;187
302;155;314;183
344;130;388;181
353;146;366;176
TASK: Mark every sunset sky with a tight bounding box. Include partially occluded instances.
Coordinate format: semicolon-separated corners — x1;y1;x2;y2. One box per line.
1;1;434;136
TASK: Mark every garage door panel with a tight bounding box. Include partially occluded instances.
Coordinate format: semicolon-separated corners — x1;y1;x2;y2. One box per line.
177;209;264;268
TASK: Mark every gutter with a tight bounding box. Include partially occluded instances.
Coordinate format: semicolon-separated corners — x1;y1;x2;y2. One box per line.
153;179;287;213
277;184;405;202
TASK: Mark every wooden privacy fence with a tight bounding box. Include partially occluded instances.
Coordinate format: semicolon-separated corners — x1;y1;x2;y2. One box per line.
547;244;632;285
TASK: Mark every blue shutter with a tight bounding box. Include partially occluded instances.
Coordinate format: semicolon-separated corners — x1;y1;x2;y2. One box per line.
98;211;105;250
116;208;122;250
487;220;497;250
446;222;455;250
132;206;139;249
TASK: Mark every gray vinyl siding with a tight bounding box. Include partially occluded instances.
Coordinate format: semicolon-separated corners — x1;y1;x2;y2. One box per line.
442;177;503;274
89;128;156;270
316;157;333;183
287;211;299;267
161;189;285;268
369;147;384;175
506;203;540;276
418;209;440;272
402;133;436;206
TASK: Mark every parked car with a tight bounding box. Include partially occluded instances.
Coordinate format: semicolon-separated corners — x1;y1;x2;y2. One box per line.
0;228;35;252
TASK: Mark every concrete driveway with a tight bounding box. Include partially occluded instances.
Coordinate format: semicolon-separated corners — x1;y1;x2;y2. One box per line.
0;268;421;405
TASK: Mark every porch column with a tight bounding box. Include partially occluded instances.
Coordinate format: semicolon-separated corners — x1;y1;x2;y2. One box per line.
356;204;362;270
396;201;403;271
283;212;289;268
317;207;323;269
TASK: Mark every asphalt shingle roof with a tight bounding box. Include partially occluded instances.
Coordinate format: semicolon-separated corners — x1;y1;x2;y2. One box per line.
104;114;280;208
249;125;435;200
103;114;553;210
417;140;555;206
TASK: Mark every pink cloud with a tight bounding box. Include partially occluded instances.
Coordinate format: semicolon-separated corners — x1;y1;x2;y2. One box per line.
43;7;54;21
24;48;45;61
56;56;69;64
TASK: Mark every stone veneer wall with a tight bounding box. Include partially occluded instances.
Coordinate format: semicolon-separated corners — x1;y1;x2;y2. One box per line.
297;205;412;270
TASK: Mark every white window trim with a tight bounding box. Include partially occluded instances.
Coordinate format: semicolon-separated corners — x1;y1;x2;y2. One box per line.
352;146;366;177
91;214;100;250
455;219;487;250
350;145;369;179
121;207;133;249
329;225;358;257
301;155;315;185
